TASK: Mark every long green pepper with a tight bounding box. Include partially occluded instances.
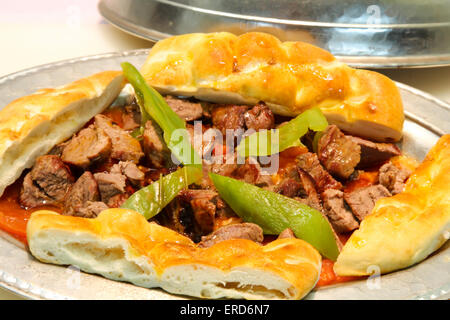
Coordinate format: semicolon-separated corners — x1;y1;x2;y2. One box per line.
120;62;203;219
209;173;340;260
237;107;328;157
121;62;201;168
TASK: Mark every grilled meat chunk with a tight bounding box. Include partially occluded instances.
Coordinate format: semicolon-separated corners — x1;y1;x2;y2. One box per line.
295;168;323;212
20;174;52;208
296;152;342;193
273;163;322;211
349;136;401;168
121;103;142;131
232;159;262;185
243;103;275;131
344;185;391;221
63;171;101;217
94;171;127;208
76;201;109;218
378;162;411;195
317;125;361;179
164;96;203;121
48;141;69;157
211;105;248;135
322;189;359;233
179;189;219;235
198;223;264;248
94;114;143;163
61;125;112;168
276;178;302;198
156;197;198;240
110;161;145;186
142;120;170;168
20;155;74;208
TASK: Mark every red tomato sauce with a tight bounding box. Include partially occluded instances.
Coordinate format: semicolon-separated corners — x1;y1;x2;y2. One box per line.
316;233;362;287
263;232;362;287
316;259;361;287
278;146;308;171
0;178;61;245
344;170;379;193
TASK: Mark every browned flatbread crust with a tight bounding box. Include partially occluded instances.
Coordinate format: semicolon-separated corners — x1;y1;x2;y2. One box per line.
141;32;404;142
334;135;450;276
0;71;124;196
27;209;322;300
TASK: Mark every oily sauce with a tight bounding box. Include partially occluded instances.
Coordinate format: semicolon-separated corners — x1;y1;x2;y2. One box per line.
316;233;361;287
0;178;61;244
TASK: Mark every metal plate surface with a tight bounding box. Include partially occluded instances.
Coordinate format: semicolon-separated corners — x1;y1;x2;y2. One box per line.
0;50;448;300
98;0;450;69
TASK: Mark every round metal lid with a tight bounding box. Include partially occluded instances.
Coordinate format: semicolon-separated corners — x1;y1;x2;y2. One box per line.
98;0;450;68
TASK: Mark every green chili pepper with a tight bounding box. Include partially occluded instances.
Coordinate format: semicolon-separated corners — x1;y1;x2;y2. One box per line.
120;62;203;219
237;107;328;157
209;173;340;260
121;62;201;168
121;166;203;220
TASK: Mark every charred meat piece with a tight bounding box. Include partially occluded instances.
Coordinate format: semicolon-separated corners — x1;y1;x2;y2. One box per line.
94;114;143;163
190;198;216;234
121;103;142;131
94;171;127;207
179;189;219;235
232;159;262;185
20;155;75;208
296;168;323;212
322;189;359;233
244;103;275;131
156;197;197;240
185;124;217;159
164;96;203;122
61;125;112;168
142;120;170;168
20;173;53;208
76;201;109;218
198;223;264;248
63;171;101;217
274;164;322;211
211;105;248;135
344;185;391;221
30;156;75;201
296;152;342;193
48;141;69;157
202;159;239;189
199;158;261;189
277;228;296;239
157;189;240;243
276;178;302;198
349;136;401;168
378;162;411;195
317;125;361;179
110;161;145;186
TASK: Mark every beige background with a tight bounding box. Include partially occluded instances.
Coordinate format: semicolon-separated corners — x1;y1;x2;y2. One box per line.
0;1;449;300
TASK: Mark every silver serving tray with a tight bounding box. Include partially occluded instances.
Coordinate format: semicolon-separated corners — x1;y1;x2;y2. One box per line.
97;0;450;69
0;50;449;300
